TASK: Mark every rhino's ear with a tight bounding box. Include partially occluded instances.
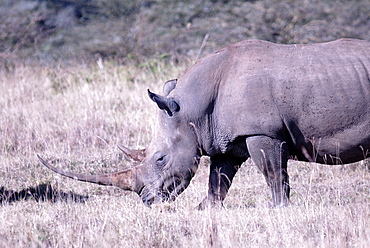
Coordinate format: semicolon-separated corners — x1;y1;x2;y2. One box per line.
163;79;177;96
148;89;180;116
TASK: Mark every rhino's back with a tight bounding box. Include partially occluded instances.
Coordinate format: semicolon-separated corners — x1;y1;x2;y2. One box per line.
216;39;370;162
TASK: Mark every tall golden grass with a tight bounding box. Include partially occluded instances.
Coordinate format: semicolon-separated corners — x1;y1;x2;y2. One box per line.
1;61;369;247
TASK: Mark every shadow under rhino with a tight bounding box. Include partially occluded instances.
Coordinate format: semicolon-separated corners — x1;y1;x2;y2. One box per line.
0;183;88;205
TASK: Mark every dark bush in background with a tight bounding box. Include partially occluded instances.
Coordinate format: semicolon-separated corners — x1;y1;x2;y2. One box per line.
1;0;369;65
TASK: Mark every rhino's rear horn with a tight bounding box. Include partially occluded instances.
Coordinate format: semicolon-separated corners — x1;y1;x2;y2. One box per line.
37;155;138;192
118;144;146;162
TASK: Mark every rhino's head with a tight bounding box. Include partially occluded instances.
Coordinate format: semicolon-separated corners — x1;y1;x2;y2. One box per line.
39;79;202;206
135;79;202;205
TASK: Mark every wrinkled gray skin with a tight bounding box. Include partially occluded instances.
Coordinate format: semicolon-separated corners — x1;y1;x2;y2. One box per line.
40;39;370;208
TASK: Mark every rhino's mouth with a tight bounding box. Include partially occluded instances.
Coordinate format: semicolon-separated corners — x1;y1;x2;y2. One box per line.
140;176;187;206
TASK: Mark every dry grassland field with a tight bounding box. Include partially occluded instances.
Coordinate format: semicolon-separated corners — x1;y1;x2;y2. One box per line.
0;61;369;247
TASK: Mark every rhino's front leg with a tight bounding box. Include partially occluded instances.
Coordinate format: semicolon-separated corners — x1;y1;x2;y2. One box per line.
197;155;244;210
246;135;290;207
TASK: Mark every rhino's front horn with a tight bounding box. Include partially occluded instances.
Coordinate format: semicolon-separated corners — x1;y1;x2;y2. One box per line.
37;155;142;193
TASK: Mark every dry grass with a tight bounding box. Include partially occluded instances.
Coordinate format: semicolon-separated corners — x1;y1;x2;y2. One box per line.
1;62;370;247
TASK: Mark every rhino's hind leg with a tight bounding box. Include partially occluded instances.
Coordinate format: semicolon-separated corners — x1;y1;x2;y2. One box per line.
197;155;245;210
246;136;290;207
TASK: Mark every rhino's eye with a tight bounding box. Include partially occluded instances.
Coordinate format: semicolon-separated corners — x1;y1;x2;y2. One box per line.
154;152;167;167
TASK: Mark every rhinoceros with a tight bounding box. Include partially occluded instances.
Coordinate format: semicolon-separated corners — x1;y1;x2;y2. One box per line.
38;38;370;208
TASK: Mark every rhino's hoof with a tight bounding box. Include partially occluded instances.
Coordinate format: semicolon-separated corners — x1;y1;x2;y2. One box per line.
196;197;224;210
